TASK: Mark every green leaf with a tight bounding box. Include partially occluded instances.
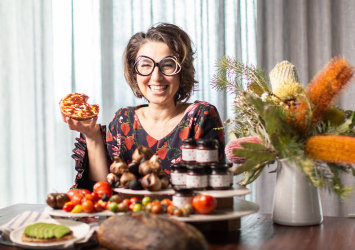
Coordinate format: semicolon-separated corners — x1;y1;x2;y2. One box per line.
239;166;266;185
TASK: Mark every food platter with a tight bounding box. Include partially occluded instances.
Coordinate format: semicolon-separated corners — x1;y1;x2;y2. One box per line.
171;199;258;222
114;186;250;198
114;187;175;196
46;208;114;218
195;185;250;198
10;218;90;249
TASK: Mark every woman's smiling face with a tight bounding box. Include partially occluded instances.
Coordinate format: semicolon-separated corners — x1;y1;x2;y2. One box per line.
135;41;180;106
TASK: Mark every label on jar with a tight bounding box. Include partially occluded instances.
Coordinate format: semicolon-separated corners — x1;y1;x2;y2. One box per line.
182;148;196;162
186;174;208;188
172;195;193;208
195;149;218;163
170;172;186;186
209;174;231;188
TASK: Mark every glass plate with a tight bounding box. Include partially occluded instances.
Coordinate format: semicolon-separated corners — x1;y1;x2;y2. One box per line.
171;199;259;222
46;208;114;218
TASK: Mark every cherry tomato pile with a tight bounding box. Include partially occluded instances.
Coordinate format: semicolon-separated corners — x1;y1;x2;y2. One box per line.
63;181;113;213
59;181;217;216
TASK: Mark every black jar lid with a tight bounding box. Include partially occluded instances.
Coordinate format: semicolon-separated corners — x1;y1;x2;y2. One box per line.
171;162;187;171
186;164;209;172
182;138;196;146
173;187;194;195
209;162;232;170
196;139;219;148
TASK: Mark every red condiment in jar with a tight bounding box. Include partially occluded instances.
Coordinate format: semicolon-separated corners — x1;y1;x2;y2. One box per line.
209;163;233;190
170;163;187;188
185;164;208;190
195;139;219;164
182;138;196;164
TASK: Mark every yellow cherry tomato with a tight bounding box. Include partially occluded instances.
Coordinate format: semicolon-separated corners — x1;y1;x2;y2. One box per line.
71;204;83;213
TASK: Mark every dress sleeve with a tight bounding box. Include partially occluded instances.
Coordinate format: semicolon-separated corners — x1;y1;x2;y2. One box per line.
106;108;124;160
193;104;226;161
72;125;110;191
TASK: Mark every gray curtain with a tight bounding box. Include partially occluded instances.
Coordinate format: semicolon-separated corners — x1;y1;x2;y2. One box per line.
256;0;355;216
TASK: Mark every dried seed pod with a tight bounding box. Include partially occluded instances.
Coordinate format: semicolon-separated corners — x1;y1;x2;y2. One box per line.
158;172;170;189
132;145;153;163
129;179;143;190
141;173;162;191
120;172;136;189
128;162;140;176
149;155;162;173
139;160;152;176
110;157;128;175
107;173;120;187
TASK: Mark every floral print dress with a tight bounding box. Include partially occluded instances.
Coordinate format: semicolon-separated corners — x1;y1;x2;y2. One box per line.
72;100;225;190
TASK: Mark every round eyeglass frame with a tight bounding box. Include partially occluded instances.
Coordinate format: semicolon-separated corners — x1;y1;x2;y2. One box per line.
133;55;182;76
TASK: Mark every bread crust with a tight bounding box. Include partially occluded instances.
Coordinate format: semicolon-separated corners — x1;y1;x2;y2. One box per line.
97;213;208;250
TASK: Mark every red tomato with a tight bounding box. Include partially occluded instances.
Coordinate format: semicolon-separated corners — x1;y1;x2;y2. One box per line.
130;197;139;204
67;189;81;200
100;201;108;210
122;199;131;206
91;192;100;201
82;200;94;213
129;203;135;211
71;195;83;206
192;195;217;214
93;181;113;198
62;202;75;212
94;202;104;212
151;203;163;214
83;193;94;201
67;189;90;201
167;205;177;215
161;198;172;206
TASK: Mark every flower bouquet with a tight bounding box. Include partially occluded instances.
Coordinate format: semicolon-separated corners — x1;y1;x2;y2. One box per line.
213;57;355;198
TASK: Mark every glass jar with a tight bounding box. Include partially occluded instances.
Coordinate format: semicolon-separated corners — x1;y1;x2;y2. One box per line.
172;188;194;209
195;139;219;165
209;163;233;190
185;164;208;190
170;163;187;188
182;138;196;164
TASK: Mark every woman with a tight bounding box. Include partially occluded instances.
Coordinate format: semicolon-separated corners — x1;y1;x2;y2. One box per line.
64;23;225;190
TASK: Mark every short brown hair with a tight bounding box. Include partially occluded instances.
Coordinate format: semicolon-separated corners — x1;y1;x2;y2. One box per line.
123;23;197;102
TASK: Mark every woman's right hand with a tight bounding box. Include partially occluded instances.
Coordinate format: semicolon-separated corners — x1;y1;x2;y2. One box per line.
62;114;100;139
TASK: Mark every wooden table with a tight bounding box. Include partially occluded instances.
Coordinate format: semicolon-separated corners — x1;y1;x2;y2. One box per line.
1;203;354;250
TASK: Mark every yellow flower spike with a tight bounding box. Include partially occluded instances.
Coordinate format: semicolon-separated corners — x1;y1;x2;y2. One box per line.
273;80;304;101
269;60;304;100
305;135;355;164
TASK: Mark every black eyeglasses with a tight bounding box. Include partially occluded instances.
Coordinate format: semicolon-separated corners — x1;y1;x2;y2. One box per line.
133;55;182;76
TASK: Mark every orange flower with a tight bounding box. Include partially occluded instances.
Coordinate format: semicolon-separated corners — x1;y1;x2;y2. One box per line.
305;135;355;164
292;57;353;130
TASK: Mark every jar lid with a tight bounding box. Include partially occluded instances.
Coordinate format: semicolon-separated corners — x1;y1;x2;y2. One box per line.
196;139;219;148
209;162;232;170
182;138;196;146
171;162;187;171
186;164;208;171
